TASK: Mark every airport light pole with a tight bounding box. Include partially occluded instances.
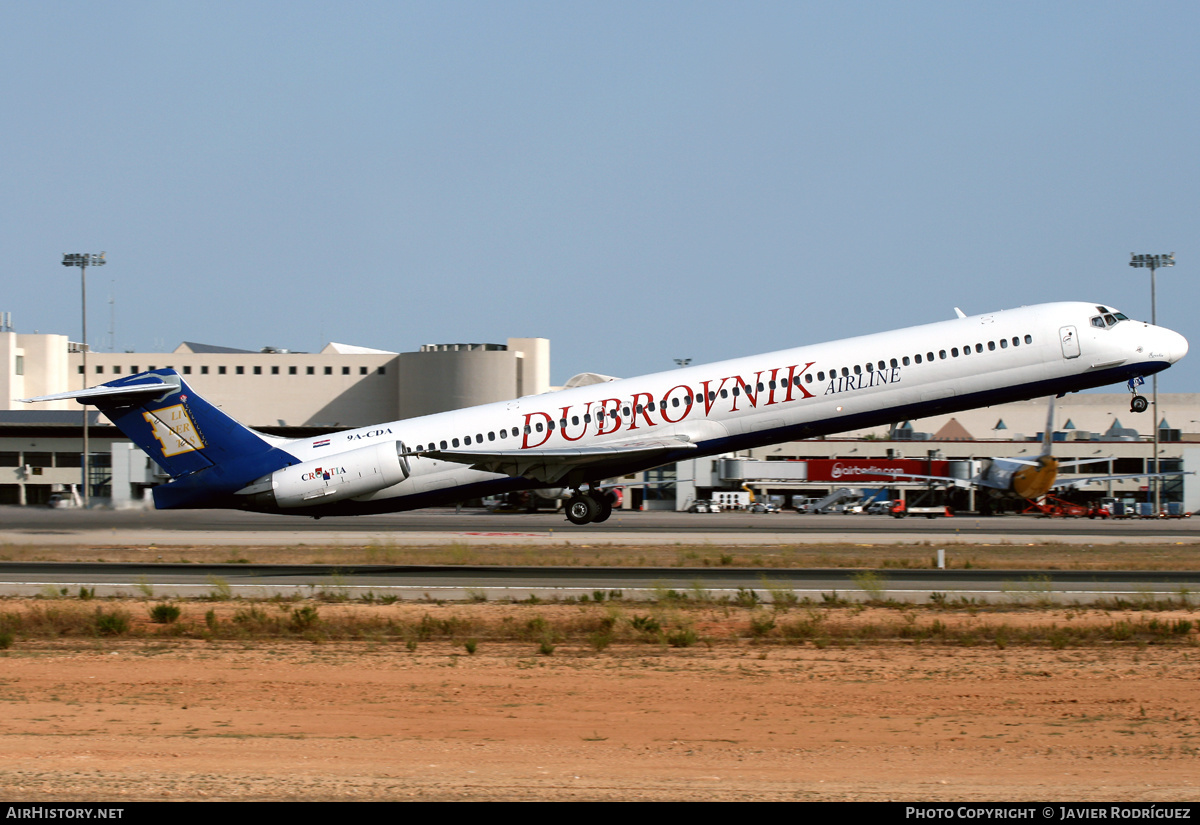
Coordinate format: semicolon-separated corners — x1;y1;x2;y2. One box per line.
1129;252;1175;514
62;252;105;507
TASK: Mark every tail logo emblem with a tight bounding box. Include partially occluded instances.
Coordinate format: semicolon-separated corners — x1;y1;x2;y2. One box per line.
143;404;206;456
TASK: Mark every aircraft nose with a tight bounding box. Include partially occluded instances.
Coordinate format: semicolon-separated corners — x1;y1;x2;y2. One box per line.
1171;329;1189;363
1162;327;1189;364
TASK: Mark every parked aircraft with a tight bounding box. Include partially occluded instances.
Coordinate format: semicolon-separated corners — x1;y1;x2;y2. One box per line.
22;302;1187;525
881;397;1190;502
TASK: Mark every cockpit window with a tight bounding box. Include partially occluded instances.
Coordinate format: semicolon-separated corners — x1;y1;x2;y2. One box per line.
1103;313;1117;326
1091;312;1129;329
1091;316;1105;329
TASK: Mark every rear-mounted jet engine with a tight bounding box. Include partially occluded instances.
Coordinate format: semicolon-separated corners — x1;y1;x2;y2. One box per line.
240;441;410;509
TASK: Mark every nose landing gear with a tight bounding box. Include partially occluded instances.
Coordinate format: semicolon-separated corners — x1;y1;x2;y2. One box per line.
1128;376;1149;413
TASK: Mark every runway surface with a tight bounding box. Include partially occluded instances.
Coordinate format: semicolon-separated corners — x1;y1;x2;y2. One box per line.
2;505;1197;546
1;560;1196;604
0;505;1197;603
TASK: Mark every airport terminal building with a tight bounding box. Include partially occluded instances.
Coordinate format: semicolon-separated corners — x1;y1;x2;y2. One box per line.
0;330;548;505
1;327;1197;514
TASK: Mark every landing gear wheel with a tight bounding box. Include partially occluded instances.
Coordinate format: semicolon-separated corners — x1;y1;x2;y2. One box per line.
565;494;600;525
1131;395;1149;413
590;491;615;524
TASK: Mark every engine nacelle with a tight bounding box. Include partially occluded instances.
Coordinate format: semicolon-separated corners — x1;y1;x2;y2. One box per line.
266;441;410;509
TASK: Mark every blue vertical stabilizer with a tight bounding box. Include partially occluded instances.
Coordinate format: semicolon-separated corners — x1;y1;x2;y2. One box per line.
27;369;296;508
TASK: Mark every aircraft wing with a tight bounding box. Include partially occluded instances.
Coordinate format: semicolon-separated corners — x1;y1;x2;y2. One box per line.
847;471;992;490
1055;471;1194;491
413;436;698;484
1055;457;1116;471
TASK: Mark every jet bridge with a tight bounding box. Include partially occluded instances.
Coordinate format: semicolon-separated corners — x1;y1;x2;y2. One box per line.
717;459;808;483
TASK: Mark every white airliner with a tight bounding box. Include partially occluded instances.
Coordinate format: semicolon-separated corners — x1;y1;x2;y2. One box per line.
22;301;1188;525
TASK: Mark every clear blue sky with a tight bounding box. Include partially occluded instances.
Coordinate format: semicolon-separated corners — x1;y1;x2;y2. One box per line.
3;1;1197;392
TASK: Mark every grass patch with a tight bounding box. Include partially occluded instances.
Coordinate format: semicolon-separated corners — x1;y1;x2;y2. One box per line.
93;608;131;636
0;593;1195;652
148;603;181;624
851;570;888;602
10;540;1200;572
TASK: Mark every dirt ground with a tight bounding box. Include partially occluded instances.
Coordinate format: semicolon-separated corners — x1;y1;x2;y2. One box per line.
2;601;1200;801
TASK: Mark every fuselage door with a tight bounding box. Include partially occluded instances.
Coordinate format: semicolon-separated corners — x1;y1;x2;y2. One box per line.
1059;325;1081;359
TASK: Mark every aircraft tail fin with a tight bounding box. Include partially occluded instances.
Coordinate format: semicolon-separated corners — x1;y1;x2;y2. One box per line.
21;369;281;480
1040;397;1057;459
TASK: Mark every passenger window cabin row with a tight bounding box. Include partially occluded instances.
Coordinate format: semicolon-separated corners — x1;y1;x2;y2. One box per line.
411;332;1039;454
800;334;1035;384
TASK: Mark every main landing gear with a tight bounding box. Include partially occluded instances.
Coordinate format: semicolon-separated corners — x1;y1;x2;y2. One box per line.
565;489;616;525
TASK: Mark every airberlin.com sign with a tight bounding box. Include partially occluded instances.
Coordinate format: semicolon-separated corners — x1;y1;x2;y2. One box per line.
803;459;952;483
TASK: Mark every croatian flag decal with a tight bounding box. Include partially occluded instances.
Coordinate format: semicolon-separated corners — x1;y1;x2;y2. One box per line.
313;438;330;448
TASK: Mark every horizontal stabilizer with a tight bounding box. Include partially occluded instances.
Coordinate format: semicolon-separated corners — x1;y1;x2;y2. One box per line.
20;380;175;405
